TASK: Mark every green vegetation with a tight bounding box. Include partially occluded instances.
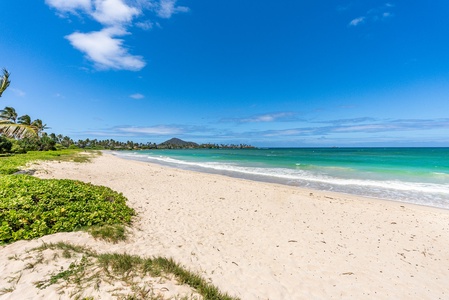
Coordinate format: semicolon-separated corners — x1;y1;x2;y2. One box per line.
0;175;135;244
0;149;93;175
0;149;135;245
157;137;254;150
27;242;237;300
88;224;127;243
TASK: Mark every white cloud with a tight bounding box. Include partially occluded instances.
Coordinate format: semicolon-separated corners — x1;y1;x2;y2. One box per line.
46;0;188;71
333;124;389;132
92;0;141;25
66;27;146;70
246;113;280;122
130;93;145;99
135;20;154;30
254;115;277;122
45;0;91;13
264;129;303;137
349;3;395;27
231;112;297;123
349;17;365;27
118;125;184;135
157;0;189;19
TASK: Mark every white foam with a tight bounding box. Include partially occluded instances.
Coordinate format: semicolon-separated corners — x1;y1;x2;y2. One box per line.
118;152;449;196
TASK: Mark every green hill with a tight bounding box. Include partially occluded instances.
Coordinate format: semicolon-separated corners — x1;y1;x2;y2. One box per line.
158;138;199;149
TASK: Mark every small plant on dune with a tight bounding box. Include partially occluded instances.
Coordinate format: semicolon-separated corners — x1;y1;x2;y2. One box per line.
31;242;239;300
88;224;127;243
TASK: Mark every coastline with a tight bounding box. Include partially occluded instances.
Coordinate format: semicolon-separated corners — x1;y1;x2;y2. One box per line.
111;148;449;210
1;152;449;299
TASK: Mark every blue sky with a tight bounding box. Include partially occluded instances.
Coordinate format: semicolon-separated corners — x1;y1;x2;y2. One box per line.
1;0;449;147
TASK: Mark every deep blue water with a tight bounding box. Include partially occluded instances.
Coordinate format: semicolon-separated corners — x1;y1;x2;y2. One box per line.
113;148;449;209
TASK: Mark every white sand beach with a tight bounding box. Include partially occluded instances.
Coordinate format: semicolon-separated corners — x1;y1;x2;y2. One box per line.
1;152;449;299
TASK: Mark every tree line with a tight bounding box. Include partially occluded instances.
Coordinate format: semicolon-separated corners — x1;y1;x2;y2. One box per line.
0;69;253;154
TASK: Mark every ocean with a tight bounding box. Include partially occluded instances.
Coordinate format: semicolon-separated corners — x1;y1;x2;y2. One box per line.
112;148;449;209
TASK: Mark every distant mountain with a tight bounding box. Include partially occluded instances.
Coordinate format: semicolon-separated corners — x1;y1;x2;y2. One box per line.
158;138;199;149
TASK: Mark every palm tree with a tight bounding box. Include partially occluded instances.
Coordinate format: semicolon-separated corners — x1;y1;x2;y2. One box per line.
18;114;31;125
0;107;37;139
0;106;18;122
0;70;40;139
0;69;10;97
31;119;48;136
62;136;73;148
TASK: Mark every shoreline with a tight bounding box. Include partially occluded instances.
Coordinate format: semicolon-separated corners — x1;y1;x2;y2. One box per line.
110;150;449;212
1;152;449;299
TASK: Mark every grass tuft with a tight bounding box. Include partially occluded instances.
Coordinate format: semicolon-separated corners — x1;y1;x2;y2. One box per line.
25;242;239;300
88;224;127;243
97;253;237;300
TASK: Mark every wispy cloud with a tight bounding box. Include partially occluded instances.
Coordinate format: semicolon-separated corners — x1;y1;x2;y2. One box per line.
74;117;449;145
314;117;377;125
336;4;351;12
389;118;449;130
129;93;145;99
10;88;26;97
91;124;209;136
157;0;189;18
348;3;394;27
237;118;449;141
45;0;91;13
349;17;365;27
135;20;155;30
223;112;298;123
262;129;308;137
116;125;184;135
332;124;393;132
46;0;188;71
310;118;449;135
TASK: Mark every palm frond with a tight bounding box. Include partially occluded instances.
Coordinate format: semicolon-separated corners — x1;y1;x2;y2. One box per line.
0;106;18;122
0;122;38;139
0;69;11;97
18;114;31;125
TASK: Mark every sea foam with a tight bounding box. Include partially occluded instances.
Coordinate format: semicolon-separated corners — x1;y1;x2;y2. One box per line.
114;151;449;209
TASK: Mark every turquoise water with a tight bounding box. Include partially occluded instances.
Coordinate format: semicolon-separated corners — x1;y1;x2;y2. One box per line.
113;148;449;209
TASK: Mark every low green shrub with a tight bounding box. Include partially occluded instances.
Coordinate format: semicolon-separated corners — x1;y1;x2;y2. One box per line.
0;136;12;153
0;175;135;244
